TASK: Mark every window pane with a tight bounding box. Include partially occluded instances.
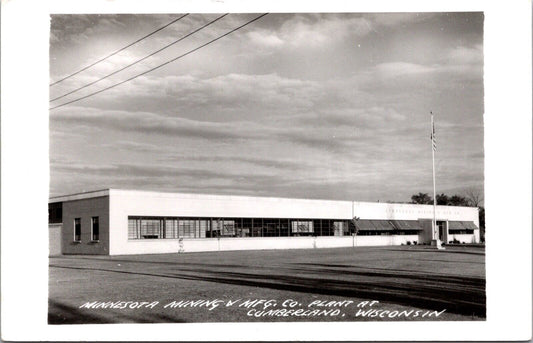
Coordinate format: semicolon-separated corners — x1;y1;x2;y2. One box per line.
222;220;235;237
74;218;81;241
141;219;161;239
242;218;252;237
291;221;313;235
92;217;99;241
252;218;262;237
179;219;195;238
333;221;344;236
198;220;207;238
128;218;140;239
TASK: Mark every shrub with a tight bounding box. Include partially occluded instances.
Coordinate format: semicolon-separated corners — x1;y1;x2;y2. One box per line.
406;241;411;245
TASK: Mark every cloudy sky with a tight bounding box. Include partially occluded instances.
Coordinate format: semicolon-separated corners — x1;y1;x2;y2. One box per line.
49;12;484;202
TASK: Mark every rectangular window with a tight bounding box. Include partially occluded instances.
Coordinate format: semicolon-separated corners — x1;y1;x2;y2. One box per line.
91;217;99;241
263;219;280;237
333;221;345;236
165;219;179;239
179;219;195;238
321;220;332;236
252;218;263;237
74;218;81;242
222;220;236;237
128;218;140;239
291;220;314;235
198;220;208;238
141;219;161;239
242;218;253;237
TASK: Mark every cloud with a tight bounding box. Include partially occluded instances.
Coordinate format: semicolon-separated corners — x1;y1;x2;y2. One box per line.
246;14;374;48
100;140;163;153
276;131;347;153
159;155;309;171
373;62;436;78
50;160;297;198
58;72;321;116
447;44;483;65
51;106;257;141
246;31;284;47
437;44;483;80
159;73;320;110
54;162;228;180
366;13;437;27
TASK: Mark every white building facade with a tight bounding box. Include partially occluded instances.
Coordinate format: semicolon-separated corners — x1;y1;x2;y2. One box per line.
48;189;480;256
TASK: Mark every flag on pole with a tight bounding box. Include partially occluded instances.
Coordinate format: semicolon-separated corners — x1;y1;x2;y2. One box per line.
430;111;437;151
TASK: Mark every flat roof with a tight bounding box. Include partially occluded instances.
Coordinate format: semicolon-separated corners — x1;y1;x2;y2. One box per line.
48;188;478;211
49;189;110;203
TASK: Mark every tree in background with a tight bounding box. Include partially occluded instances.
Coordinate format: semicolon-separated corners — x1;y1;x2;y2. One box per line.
411;193;480;207
436;193;449;205
464;187;485;243
464;187;484;207
478;206;485;242
448;195;469;206
411;193;433;204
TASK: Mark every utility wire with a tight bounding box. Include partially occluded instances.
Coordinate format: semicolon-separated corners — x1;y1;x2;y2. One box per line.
49;14;189;87
49;13;268;111
50;13;228;103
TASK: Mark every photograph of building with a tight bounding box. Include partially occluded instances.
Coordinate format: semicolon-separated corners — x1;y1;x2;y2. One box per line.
49;188;479;256
43;11;489;327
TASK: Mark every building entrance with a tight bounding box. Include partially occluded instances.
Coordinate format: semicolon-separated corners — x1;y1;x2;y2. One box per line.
437;220;446;241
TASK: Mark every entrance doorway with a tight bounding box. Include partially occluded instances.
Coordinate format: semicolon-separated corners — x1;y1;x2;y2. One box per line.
437;220;446;241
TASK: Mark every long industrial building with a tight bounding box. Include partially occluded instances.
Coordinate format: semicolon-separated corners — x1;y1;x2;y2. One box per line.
48;189;480;255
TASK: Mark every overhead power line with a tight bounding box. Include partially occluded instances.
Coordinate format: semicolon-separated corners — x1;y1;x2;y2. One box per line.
50;13;228;103
49;13;189;87
49;13;268;111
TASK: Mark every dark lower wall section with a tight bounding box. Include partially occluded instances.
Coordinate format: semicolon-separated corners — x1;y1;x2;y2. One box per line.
62;196;109;255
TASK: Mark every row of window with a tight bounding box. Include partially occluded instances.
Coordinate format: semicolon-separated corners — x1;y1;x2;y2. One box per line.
128;217;352;240
126;217;425;240
71;216;475;242
73;217;99;242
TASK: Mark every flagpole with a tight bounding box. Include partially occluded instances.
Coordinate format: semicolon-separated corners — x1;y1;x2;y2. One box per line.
431;112;437;240
430;111;443;249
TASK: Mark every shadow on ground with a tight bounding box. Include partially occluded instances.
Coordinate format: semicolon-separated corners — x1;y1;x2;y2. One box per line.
49;248;485;323
48;299;186;324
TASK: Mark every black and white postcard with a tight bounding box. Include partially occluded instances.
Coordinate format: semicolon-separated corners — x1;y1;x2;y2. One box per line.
1;0;532;341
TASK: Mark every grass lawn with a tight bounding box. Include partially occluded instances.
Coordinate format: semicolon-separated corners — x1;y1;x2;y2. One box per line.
48;245;485;324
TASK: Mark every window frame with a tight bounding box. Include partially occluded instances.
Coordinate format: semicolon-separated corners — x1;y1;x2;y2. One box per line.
73;218;81;242
91;216;100;242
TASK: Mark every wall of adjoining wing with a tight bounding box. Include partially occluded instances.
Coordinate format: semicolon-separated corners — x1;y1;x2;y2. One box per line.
62;196;110;255
49;223;62;256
